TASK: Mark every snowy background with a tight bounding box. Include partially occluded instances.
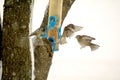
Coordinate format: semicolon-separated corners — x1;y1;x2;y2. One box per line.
1;0;120;80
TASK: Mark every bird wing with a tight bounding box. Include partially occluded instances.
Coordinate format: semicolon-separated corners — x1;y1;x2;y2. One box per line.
74;25;83;32
62;26;74;37
89;43;100;51
82;35;95;40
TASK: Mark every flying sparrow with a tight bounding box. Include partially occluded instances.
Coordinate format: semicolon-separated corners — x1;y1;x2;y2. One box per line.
75;35;100;51
60;24;83;44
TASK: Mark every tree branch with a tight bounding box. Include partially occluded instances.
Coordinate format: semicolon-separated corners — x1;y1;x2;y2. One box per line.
34;0;75;80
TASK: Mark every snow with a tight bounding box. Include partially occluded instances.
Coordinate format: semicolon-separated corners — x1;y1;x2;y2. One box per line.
0;61;2;80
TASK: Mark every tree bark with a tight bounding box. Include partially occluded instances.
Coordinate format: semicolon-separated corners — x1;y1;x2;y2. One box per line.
34;0;75;80
2;0;32;79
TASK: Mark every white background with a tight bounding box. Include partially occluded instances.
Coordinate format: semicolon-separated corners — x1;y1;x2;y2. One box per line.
1;0;120;80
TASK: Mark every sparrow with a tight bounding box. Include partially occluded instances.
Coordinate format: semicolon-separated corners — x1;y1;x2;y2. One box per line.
60;24;83;44
75;35;100;51
32;37;45;47
30;27;45;38
30;27;46;45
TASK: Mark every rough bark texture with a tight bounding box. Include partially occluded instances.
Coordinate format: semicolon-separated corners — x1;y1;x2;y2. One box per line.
34;0;75;80
34;38;53;80
2;0;32;79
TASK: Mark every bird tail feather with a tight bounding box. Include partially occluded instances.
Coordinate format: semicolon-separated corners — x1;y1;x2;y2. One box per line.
74;26;83;32
89;43;100;51
59;37;67;45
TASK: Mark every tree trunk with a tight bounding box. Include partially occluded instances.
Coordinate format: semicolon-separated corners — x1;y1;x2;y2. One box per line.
2;0;32;79
34;0;75;80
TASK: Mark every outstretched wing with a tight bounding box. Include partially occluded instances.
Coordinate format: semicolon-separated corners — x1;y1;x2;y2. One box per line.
82;35;95;41
89;43;100;51
62;26;74;37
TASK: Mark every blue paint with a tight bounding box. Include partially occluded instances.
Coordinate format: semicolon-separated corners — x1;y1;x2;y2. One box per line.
48;16;57;30
40;16;61;52
58;26;62;38
48;37;58;52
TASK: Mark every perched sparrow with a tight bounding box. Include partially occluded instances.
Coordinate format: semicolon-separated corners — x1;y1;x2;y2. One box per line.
60;24;83;44
30;27;46;45
32;37;45;47
75;35;100;51
30;27;45;38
